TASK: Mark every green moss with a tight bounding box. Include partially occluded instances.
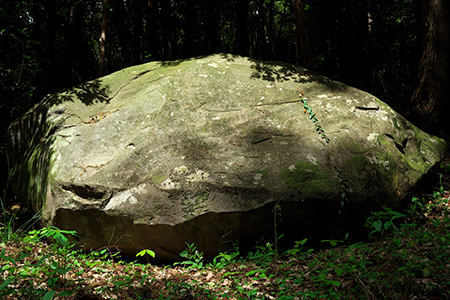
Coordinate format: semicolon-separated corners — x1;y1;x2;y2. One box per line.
182;193;208;219
152;174;165;184
346;155;367;171
279;161;337;197
392;117;402;131
257;170;268;178
345;141;368;154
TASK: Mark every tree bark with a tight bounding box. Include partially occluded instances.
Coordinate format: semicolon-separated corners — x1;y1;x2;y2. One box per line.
111;0;133;67
291;0;314;70
98;0;109;77
234;0;249;56
267;0;275;60
407;0;449;136
130;0;144;64
183;0;195;57
203;0;219;54
145;0;161;61
160;0;174;60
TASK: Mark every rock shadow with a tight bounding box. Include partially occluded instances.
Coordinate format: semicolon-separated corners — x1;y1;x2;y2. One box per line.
217;53;352;92
43;79;111;107
7;104;56;214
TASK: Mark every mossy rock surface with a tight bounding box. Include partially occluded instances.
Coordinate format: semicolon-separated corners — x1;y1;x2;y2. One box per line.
8;54;446;262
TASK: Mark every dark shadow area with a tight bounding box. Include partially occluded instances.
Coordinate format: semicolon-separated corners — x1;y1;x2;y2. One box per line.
158;54;209;68
6;104;57;216
247;56;350;93
218;53;351;93
42;79;111;107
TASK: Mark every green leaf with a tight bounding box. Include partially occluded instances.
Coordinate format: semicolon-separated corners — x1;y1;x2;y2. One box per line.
57;267;71;275
136;249;155;258
179;250;189;258
330;280;341;286
0;278;12;290
334;268;344;276
58;290;75;297
373;221;382;232
43;291;56;300
47;277;58;288
384;221;392;230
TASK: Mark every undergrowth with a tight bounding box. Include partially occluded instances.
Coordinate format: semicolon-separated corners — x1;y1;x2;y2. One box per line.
1;162;449;299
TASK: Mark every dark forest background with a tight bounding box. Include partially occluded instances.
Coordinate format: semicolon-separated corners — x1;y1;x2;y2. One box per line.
0;0;448;194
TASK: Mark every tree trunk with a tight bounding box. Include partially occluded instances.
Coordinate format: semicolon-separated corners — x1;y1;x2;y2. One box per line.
267;0;275;60
183;0;195;57
407;0;449;136
160;0;174;60
145;0;161;61
63;1;97;84
111;0;133;67
234;1;249;56
204;0;219;54
291;0;314;70
98;0;109;77
130;0;144;64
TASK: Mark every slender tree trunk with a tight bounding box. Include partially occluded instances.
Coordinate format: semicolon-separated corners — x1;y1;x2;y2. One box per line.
67;1;97;83
99;0;109;77
130;0;144;64
267;0;275;60
234;0;249;56
160;0;174;60
145;0;160;61
204;0;219;54
291;0;313;70
183;0;195;57
258;0;266;59
111;0;133;67
407;0;449;136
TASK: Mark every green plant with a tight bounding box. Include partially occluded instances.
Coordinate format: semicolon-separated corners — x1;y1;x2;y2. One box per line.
37;226;79;298
0;171;21;242
314;271;341;287
321;238;343;247
0;226;80;299
365;206;406;237
284;238;313;256
440;161;450;173
273;201;282;257
298;90;330;143
175;242;204;269
247;242;278;264
335;167;350;214
136;248;156;264
211;244;239;269
408;196;427;220
0;198;15;242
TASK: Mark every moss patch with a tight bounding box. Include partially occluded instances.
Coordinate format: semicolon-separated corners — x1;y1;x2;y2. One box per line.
152;174;165;184
257;170;269;178
279;161;338;197
346;155;367;171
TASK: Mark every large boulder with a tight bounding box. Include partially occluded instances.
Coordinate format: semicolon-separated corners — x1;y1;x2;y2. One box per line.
8;54;446;262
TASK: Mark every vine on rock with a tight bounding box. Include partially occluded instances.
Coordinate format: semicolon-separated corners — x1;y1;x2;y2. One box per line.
297;90;330;143
335;166;351;214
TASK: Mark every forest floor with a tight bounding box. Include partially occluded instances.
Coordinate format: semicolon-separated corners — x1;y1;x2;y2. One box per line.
1;148;449;299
